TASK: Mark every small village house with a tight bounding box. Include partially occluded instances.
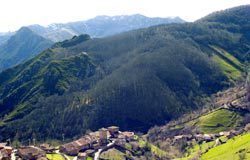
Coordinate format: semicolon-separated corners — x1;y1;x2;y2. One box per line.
17;146;46;160
99;128;108;145
59;143;79;156
77;152;87;160
60;136;96;156
39;143;56;153
0;143;12;160
0;149;10;160
121;132;135;141
108;126;119;138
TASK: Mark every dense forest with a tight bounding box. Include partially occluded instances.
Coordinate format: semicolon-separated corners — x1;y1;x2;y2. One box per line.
0;5;249;142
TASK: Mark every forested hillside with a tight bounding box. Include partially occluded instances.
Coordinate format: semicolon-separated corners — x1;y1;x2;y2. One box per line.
0;27;53;71
0;5;249;141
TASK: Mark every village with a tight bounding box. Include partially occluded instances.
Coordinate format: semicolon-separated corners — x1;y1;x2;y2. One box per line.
0;126;144;160
172;123;250;146
0;123;250;160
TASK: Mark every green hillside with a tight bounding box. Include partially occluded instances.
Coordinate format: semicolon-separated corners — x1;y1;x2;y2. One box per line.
194;108;243;134
0;27;53;71
178;133;250;160
0;49;96;121
0;5;250;141
198;5;250;62
202;133;250;160
211;46;244;70
212;54;242;82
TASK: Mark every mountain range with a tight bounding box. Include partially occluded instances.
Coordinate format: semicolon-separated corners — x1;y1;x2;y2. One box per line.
0;14;184;43
0;14;184;71
0;5;249;143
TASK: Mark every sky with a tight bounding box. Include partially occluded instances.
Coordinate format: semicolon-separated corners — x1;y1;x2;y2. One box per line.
0;0;249;32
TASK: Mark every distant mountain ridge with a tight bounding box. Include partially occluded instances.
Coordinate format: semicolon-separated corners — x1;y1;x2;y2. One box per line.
0;14;184;71
0;14;185;42
0;27;53;71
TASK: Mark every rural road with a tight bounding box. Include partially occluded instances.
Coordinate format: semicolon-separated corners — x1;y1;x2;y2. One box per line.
94;140;115;160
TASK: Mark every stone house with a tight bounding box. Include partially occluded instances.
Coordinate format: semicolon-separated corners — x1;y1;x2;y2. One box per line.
203;134;213;142
194;134;204;143
17;146;46;160
59;143;79;156
108;126;119;138
0;149;10;160
121;132;135;141
77;152;87;160
99;128;108;145
0;142;12;160
39;143;56;153
173;134;194;144
60;136;95;156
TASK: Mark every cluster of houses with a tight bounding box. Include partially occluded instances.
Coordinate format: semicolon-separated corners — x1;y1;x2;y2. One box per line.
0;126;136;160
2;123;248;160
59;126;136;159
0;144;56;160
173;124;250;145
214;83;249;111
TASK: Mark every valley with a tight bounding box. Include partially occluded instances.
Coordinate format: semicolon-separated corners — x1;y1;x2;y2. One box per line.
0;4;249;160
0;81;249;159
147;80;250;159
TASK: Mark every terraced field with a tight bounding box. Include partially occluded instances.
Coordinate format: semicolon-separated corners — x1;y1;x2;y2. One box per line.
185;108;243;134
197;108;243;133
